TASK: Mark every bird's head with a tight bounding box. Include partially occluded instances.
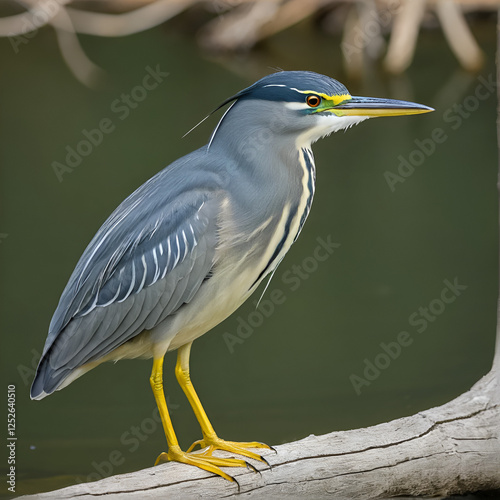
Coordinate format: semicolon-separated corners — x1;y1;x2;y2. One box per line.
209;71;433;151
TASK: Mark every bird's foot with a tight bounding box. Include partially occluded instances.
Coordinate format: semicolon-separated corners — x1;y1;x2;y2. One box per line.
154;444;255;485
187;433;275;465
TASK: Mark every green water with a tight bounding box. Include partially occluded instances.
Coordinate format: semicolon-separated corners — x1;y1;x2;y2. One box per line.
0;15;498;497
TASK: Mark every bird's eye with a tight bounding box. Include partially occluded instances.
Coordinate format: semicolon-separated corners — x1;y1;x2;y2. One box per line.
306;95;321;108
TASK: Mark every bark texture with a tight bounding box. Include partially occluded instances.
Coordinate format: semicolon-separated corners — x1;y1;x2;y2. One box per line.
19;368;499;499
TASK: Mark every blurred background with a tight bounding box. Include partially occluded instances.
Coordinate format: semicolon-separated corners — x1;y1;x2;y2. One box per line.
0;0;498;497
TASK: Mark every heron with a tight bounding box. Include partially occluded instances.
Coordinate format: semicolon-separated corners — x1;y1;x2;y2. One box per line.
31;71;432;484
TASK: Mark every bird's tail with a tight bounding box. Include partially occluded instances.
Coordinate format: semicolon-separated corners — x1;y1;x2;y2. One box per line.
31;352;70;400
31;352;95;400
31;330;99;400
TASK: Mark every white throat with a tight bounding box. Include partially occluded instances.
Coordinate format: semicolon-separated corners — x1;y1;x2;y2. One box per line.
296;114;369;149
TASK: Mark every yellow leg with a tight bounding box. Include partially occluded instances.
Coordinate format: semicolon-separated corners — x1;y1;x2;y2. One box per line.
175;343;273;464
150;356;249;483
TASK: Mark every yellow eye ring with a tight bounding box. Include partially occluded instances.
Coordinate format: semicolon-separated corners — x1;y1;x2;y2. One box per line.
306;95;321;108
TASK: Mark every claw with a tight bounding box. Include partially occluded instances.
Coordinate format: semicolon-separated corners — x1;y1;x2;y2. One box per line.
259;454;271;468
245;461;260;475
186;435;275;468
233;476;241;493
154;445;248;484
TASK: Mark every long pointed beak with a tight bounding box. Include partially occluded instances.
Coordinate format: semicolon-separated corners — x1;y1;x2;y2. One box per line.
333;96;434;117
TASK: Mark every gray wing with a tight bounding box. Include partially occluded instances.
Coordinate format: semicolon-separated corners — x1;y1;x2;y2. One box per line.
32;153;221;398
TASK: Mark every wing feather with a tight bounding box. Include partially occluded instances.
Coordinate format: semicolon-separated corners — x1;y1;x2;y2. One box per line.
31;157;222;399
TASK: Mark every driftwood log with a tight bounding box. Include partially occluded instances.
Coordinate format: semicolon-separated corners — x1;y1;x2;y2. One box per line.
19;364;500;499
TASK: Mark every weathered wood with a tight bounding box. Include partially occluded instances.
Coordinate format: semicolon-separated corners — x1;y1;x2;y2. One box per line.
19;367;500;499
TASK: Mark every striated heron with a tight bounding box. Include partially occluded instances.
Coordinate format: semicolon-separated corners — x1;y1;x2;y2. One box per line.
31;71;432;484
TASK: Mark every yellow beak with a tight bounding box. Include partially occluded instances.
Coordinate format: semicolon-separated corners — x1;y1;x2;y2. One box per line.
332;96;434;117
